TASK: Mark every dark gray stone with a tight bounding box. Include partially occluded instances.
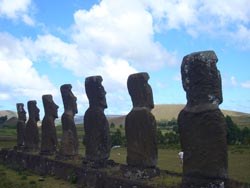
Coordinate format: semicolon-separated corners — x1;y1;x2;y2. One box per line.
59;84;78;156
16;103;26;149
125;72;158;168
24;100;40;151
40;95;59;155
178;51;228;188
84;76;111;163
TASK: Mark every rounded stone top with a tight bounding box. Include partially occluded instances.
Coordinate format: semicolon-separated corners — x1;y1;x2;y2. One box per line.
181;50;223;112
42;94;58;118
127;72;154;109
183;50;218;65
85;75;107;109
85;75;103;84
60;84;72;93
42;94;53;102
127;72;149;82
27;100;40;121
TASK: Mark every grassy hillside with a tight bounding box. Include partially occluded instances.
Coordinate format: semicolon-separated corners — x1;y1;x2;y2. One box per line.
1;104;250;129
108;104;250;129
0;110;17;119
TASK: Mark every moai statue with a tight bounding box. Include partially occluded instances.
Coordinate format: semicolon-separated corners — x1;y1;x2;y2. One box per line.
59;84;78;157
40;95;59;155
24;100;40;151
84;76;111;164
16;103;26;149
125;72;158;168
178;51;228;187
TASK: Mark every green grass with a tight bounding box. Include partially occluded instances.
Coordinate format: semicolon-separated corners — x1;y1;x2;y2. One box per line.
228;145;250;183
0;164;77;188
1;125;250;185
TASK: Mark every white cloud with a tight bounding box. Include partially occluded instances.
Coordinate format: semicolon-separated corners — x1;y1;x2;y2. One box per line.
241;81;250;88
0;93;10;100
0;32;58;101
144;0;250;48
72;0;178;69
231;76;237;86
0;0;34;25
229;25;250;50
20;0;179;98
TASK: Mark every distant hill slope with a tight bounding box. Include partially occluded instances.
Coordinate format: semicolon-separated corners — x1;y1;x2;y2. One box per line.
0;110;17;119
108;104;250;129
1;105;250;129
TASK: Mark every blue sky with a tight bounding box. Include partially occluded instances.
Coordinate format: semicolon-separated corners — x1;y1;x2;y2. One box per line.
0;0;250;117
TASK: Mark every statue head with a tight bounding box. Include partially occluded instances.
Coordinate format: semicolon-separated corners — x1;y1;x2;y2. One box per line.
85;76;107;109
27;100;40;122
181;50;223;107
60;84;78;114
42;94;59;118
127;72;154;109
16;103;26;122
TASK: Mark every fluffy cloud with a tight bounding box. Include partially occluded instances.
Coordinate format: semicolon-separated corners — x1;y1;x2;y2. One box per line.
72;0;178;69
241;81;250;88
145;0;250;47
0;0;34;25
0;32;57;101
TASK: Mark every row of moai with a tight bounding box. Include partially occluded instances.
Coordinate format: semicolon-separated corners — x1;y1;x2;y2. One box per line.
15;50;228;188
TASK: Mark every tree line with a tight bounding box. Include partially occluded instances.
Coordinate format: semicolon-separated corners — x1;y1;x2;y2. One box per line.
109;115;250;147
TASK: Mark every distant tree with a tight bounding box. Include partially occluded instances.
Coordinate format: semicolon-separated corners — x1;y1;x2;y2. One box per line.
157;129;165;145
172;125;179;134
0;115;7;124
111;129;125;146
157;121;167;128
119;124;123;129
241;127;250;145
164;132;179;145
225;115;241;144
110;122;115;128
168;118;177;126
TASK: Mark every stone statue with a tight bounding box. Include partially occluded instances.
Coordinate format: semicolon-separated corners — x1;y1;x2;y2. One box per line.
24;100;40;151
16;103;26;149
84;76;111;163
40;95;59;155
178;51;228;187
125;72;158;168
59;84;78;156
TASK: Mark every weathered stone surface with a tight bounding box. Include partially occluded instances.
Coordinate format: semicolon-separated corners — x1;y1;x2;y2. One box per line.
178;51;228;187
16;103;26;148
59;84;78;156
84;76;111;163
0;149;158;188
40;95;59;155
59;130;75;157
125;72;158;168
24;100;40;151
181;50;222;113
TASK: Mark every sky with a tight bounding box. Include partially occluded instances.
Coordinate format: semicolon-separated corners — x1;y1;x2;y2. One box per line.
0;0;250;117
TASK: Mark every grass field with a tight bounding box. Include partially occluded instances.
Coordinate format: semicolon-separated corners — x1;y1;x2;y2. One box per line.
0;138;249;184
0;164;78;188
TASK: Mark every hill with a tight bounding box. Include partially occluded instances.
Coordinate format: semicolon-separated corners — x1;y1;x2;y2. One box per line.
1;105;250;129
0;110;17;119
108;104;250;129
